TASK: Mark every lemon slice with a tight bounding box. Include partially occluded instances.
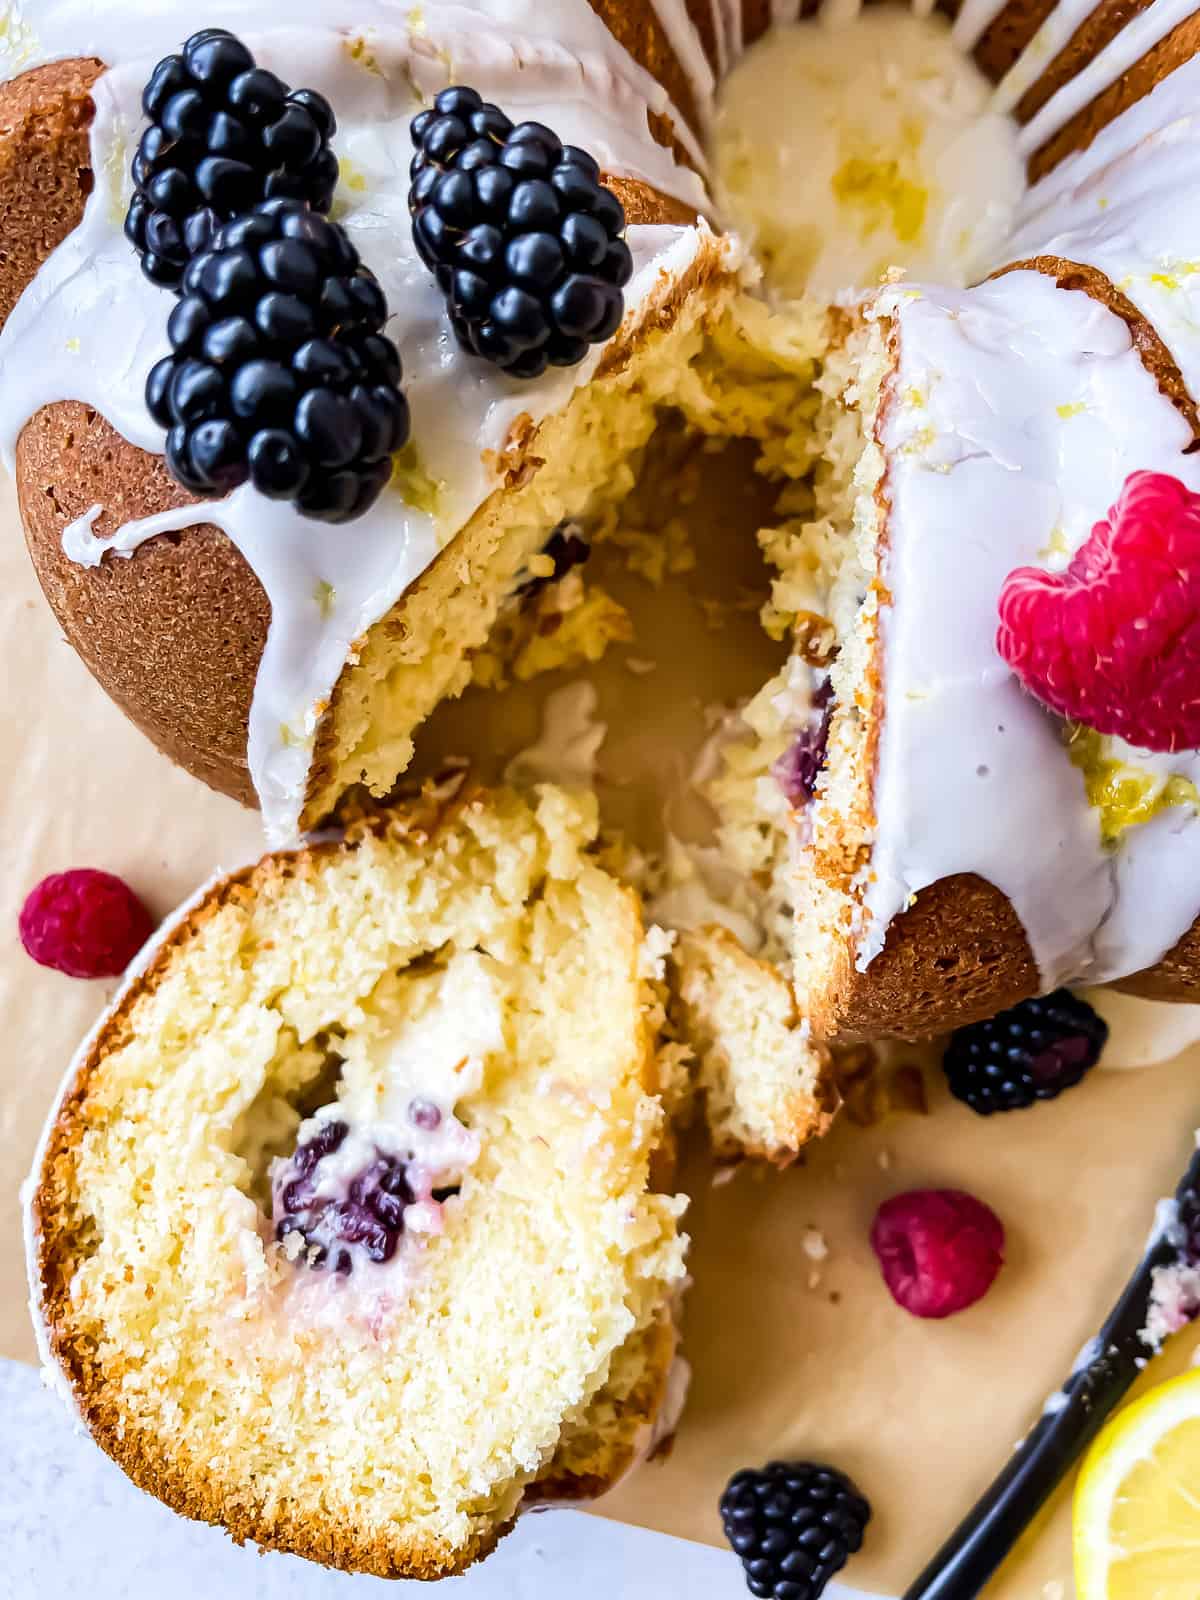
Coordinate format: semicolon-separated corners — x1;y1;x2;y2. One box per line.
1074;1368;1200;1598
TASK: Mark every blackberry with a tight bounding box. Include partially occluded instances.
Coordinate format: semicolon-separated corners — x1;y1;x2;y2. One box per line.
408;85;632;379
145;199;409;522
126;28;338;289
774;679;834;808
517;522;591;597
942;989;1108;1115
273;1120;414;1274
720;1461;871;1600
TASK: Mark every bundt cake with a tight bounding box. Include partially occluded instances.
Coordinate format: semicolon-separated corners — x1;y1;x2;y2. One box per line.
25;778;688;1577
7;0;1200;1070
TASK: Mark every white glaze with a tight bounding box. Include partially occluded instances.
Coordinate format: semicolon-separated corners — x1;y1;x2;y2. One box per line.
1017;0;1200;155
0;2;715;843
1018;46;1200;205
723;0;745;62
861;272;1200;988
709;0;732;77
1004;67;1200;406
0;0;708;175
990;0;1103;115
647;0;719;128
715;8;1025;295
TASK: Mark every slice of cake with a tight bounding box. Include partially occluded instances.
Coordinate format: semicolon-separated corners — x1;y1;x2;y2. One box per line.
786;267;1200;1040
25;778;686;1577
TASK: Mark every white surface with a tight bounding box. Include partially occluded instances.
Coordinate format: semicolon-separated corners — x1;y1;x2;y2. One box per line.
0;1356;883;1600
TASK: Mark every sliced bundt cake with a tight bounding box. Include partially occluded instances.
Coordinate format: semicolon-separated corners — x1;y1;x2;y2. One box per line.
26;779;687;1577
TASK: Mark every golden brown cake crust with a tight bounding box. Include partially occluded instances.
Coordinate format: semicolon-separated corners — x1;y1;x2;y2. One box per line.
0;58;100;328
1028;8;1200;180
809;874;1040;1043
971;0;1058;81
18;401;267;805
1117;925;1200;1000
31;785;676;1580
585;0;704;141
1014;0;1155;122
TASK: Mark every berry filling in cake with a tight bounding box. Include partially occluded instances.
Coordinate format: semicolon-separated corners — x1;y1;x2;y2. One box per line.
265;949;496;1292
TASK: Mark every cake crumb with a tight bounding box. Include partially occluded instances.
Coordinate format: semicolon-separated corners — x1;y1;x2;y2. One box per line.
712;1164;738;1189
504;682;607;788
626;657;658;676
877;1148;892;1171
638;924;677;982
802;1227;829;1262
807;1269;823;1290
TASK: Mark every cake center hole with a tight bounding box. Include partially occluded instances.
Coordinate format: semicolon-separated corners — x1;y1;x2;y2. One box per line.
714;3;1026;295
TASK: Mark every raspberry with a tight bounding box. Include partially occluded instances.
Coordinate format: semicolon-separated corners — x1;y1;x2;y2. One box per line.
997;471;1200;753
871;1189;1005;1319
408;85;632;378
19;869;155;979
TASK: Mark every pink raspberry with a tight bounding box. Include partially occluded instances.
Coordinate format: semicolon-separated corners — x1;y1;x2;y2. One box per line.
19;870;154;980
997;471;1200;753
871;1189;1005;1319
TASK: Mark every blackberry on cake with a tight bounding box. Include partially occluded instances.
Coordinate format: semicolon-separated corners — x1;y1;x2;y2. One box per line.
145;198;409;521
125;28;338;289
720;1460;871;1600
409;85;633;378
942;990;1108;1115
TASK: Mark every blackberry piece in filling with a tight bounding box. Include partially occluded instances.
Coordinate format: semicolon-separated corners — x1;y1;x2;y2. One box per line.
272;1120;415;1275
516;522;592;599
774;677;834;809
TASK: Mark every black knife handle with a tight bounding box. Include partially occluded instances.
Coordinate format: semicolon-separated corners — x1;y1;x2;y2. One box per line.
902;1145;1200;1600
